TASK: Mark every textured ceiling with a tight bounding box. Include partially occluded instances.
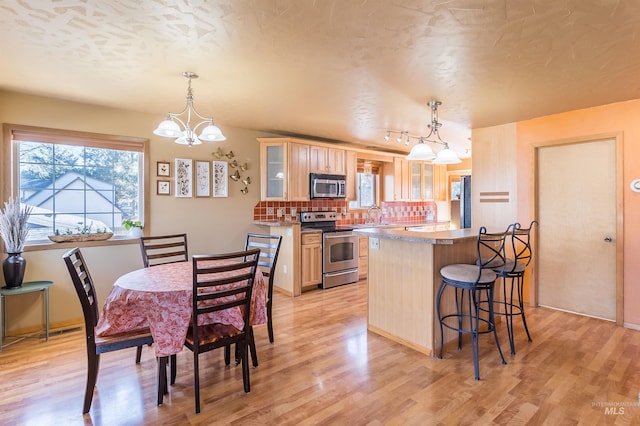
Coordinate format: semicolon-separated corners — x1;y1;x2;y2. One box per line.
2;0;640;157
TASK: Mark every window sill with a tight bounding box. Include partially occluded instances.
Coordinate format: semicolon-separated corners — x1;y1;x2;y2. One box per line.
23;236;140;252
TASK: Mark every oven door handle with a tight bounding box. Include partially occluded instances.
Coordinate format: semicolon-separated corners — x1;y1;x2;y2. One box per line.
323;233;354;239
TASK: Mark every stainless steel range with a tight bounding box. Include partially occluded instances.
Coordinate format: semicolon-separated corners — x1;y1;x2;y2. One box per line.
300;211;359;289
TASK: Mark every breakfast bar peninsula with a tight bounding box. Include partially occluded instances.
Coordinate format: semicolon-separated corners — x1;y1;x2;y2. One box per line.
353;227;479;356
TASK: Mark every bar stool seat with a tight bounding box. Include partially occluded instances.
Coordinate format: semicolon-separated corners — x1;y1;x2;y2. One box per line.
436;226;508;380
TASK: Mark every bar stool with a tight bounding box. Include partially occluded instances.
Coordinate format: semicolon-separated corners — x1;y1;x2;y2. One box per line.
493;221;537;355
436;226;508;380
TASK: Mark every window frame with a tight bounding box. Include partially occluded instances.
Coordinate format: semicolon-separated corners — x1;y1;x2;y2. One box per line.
2;123;150;250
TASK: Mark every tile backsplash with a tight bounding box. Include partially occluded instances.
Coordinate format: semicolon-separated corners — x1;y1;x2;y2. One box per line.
253;200;438;224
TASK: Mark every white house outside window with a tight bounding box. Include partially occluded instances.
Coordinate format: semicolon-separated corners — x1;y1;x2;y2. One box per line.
3;124;148;243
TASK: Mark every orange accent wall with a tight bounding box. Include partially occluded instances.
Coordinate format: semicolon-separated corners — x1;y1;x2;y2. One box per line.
516;99;640;326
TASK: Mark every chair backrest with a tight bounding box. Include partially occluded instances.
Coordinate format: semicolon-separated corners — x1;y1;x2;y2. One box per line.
244;234;282;297
477;225;510;280
191;248;260;345
139;233;188;267
505;220;538;272
63;248;99;341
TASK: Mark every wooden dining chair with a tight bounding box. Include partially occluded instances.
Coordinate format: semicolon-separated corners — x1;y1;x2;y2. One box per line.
63;247;163;413
225;234;283;368
137;233;186;383
246;233;282;344
139;233;188;267
184;248;260;414
224;234;282;367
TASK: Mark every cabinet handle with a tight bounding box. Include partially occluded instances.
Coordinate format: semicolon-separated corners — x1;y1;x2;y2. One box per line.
604;236;613;243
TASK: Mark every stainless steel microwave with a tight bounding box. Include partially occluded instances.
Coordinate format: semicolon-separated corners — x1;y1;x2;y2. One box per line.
310;173;347;199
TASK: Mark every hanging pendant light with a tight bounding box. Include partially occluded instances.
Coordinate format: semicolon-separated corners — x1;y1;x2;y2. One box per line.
385;101;462;164
153;72;226;147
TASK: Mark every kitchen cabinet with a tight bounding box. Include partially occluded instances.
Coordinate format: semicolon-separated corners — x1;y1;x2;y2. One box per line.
260;141;288;200
345;150;357;201
310;145;345;174
358;236;368;280
301;232;322;289
409;161;447;201
392;157;411;201
259;140;309;201
289;142;310;200
432;164;447;201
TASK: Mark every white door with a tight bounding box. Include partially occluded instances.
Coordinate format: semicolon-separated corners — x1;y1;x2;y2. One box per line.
537;138;617;320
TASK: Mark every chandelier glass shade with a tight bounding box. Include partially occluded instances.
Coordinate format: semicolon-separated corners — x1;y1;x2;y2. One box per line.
386;100;461;164
153;71;226;146
406;140;436;160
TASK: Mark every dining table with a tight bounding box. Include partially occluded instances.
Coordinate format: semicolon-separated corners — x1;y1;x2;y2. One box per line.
95;260;266;357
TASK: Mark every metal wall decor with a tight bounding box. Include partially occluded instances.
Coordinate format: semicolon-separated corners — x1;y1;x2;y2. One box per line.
210;147;251;195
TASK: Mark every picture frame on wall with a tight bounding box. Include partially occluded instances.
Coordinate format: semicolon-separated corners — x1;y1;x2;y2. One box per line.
195;160;211;197
157;161;170;177
175;158;193;198
157;180;171;195
212;160;228;198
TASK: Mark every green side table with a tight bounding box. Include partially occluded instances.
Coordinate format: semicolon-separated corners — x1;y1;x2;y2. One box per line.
0;280;53;351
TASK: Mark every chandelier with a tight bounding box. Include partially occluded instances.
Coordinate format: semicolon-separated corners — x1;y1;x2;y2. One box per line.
385;100;461;164
153;71;226;146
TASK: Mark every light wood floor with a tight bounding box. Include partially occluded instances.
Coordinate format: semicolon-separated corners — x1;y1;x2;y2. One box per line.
1;280;640;425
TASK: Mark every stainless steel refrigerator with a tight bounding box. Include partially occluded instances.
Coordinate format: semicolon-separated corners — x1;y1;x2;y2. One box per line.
459;175;471;229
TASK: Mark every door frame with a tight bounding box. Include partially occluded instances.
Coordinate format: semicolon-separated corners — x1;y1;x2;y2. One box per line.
530;132;624;325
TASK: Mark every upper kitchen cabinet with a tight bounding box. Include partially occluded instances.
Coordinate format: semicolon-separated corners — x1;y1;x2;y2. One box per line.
260;141;288;200
385;157;447;201
309;146;345;174
411;162;447;201
392;157;411;201
432;164;447;201
259;139;309;201
289;142;310;200
345;150;357;201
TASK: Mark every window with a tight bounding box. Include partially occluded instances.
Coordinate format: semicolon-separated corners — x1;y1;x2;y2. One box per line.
3;124;148;243
354;160;380;208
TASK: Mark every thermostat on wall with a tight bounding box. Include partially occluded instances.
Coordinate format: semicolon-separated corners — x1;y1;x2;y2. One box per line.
631;179;640;192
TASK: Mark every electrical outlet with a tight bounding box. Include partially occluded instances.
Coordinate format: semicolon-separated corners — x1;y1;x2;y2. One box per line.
277;208;284;218
283;264;287;274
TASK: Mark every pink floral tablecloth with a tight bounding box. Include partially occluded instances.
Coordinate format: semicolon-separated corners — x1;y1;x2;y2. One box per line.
95;261;266;357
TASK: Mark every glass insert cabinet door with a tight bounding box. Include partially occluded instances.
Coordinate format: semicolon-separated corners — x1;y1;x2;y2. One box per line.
265;144;287;199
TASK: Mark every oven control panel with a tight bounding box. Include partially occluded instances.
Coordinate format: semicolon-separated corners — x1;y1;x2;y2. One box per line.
300;211;337;222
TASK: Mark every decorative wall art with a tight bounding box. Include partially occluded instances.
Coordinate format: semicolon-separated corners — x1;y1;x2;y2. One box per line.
195;160;211;197
157;161;170;177
212;160;228;198
175;158;193;197
157;180;171;195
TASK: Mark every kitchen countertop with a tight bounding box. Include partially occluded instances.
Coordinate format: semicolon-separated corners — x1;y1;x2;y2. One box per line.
253;220;300;227
353;227;479;245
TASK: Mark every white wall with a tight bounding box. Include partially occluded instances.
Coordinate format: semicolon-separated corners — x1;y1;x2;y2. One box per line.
0;90;281;333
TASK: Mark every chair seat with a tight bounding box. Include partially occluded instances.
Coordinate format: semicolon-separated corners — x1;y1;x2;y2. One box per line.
95;328;153;354
440;264;497;285
185;323;242;346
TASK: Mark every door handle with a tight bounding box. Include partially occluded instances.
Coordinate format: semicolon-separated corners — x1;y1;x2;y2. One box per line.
604;236;614;243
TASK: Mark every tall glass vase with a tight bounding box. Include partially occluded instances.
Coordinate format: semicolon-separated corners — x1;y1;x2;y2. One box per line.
2;252;26;289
